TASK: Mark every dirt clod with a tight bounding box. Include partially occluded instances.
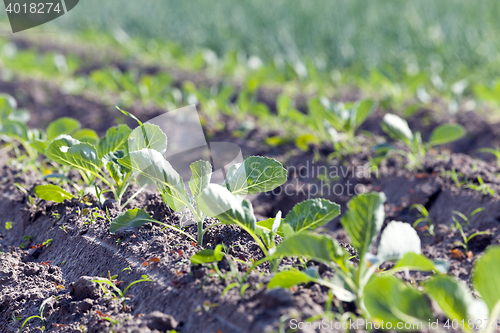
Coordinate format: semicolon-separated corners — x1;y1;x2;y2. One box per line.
69;276;103;300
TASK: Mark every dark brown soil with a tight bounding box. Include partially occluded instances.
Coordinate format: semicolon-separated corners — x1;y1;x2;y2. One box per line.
2;41;500;332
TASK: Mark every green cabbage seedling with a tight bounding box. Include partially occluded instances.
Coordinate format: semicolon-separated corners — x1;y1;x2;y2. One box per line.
379;113;465;169
269;192;447;326
110;109;287;245
45;122;132;204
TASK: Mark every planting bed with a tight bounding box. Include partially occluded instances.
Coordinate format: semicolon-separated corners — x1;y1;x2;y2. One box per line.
2;33;500;333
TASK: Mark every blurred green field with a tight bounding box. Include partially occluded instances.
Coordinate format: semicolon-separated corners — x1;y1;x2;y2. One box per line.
34;0;500;81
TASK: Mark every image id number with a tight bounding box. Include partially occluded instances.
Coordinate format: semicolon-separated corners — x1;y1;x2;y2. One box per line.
6;2;62;14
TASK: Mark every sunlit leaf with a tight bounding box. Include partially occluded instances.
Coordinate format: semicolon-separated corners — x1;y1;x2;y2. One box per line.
46;117;81;141
34;184;75;203
284;198;340;233
429;124;466;146
109;208;159;234
46;136;101;175
382;113;413;142
97;124;132;159
224;156;287;195
340;192;386;258
198;184;256;231
189;160;212;198
365;275;434;328
273;233;347;270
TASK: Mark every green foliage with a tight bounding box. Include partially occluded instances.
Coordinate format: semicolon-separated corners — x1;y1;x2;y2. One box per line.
472;246;500;313
269;191;445;323
197;184;256;231
268;268;315;289
109;208;196;242
381;113;465;169
364;275;433;328
424;275;483;332
92;275;153;311
46;117;81;141
411;203;434;236
223;156;287;195
306;97;377;155
453;217;491;253
191;244;224;264
19;296;54;333
282;198;340;234
109;208;158;234
34;184;76;203
189;160;212;199
340;192;386;259
44;118;134;203
114;112;288;245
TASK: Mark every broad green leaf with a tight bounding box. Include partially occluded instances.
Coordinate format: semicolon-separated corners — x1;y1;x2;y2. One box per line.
46;117;81;140
364;275;434;328
72;129;99;145
106;161;124;184
281;223;295;239
340;192;386;258
472;246;500;313
0;93;17;118
128;123;167;153
34;184;75;203
191;245;224;264
377;221;421;261
284;198;340;233
124;148;188;212
224;163;241;183
257;211;283;236
354;99;376;130
268;268;314;289
97;124;132;159
109;208;158;234
273;233;347;270
256;211;282;247
0;119;29;142
189;160;212;198
46;136;101;175
424;275;476;329
198;184;256;231
8;109;29;123
224;156;287;195
390;252;447;274
429;124;466;146
382;113;413;142
30;140;49;154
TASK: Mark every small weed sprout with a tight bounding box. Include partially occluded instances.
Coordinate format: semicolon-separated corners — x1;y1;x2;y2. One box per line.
20;235;34;249
12;311;21;322
440;167;464;188
453;213;491;254
51;211;61;221
411;204;435;236
452;208;484;228
91;275;153;311
380;114;465;170
464;176;495;196
19;296;54;333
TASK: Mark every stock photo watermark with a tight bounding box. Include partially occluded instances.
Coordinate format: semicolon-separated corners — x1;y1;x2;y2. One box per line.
267;161;379;199
4;0;79;32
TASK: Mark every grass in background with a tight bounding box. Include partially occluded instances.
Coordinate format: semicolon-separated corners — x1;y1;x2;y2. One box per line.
29;0;500;82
